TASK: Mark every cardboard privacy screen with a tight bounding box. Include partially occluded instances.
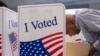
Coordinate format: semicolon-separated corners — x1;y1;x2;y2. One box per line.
66;42;90;56
0;7;18;56
19;4;65;56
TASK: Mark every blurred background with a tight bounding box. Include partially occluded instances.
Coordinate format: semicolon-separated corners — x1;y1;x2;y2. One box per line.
1;0;100;11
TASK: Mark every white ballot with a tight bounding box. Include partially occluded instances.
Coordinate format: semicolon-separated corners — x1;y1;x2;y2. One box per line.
0;7;18;56
19;4;65;56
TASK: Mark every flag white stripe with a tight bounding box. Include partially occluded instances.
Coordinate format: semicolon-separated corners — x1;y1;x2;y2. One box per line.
43;38;62;47
48;43;62;52
52;48;63;56
0;40;2;42
42;34;62;43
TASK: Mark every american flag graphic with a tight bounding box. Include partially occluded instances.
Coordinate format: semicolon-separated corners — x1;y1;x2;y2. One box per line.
0;34;2;56
8;32;17;51
75;39;81;43
20;32;63;56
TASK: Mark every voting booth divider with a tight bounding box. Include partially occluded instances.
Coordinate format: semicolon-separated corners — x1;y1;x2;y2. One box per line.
0;7;18;56
18;4;65;56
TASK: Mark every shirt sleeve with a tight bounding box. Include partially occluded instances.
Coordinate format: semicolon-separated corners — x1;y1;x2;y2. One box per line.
77;9;100;51
77;9;100;32
93;38;100;51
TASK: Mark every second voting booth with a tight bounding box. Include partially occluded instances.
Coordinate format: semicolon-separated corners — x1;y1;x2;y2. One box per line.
0;7;18;56
18;4;65;56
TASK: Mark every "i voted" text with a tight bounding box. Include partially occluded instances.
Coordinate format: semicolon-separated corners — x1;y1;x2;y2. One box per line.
24;16;58;32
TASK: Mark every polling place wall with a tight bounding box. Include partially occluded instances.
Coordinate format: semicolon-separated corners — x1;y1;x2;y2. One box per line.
19;4;65;56
90;3;100;10
0;7;18;56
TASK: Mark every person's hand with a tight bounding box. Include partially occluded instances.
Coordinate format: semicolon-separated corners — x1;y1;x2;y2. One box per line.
66;14;80;36
88;46;97;56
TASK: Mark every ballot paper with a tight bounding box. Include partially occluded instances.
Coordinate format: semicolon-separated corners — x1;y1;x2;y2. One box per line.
66;42;90;56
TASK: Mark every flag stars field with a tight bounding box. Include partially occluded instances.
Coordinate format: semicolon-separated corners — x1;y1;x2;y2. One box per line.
20;39;50;56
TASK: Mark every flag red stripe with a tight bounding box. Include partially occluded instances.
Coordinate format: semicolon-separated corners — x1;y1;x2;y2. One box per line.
0;42;1;44
43;36;62;44
13;43;17;48
46;40;62;49
50;45;63;55
0;53;2;56
12;40;17;51
0;34;2;36
58;52;63;56
13;46;17;51
42;32;63;40
0;38;2;40
13;44;17;51
0;46;1;49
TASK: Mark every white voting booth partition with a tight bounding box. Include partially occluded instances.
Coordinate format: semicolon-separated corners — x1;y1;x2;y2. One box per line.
19;4;65;56
0;7;18;56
